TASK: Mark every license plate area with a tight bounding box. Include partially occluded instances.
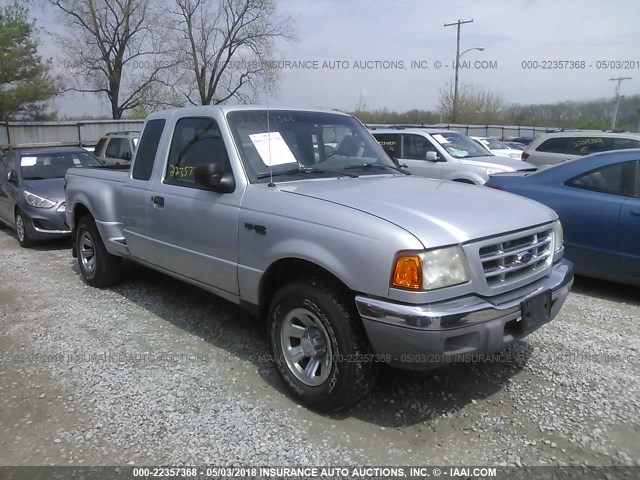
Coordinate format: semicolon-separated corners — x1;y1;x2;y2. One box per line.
520;290;552;332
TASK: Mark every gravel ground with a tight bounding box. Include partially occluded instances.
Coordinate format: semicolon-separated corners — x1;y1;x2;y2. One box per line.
0;227;639;471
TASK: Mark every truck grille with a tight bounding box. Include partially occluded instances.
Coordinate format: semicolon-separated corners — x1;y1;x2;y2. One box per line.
478;228;552;286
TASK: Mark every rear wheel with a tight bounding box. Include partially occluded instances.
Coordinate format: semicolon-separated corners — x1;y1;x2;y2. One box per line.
76;215;122;287
15;210;34;248
268;277;378;412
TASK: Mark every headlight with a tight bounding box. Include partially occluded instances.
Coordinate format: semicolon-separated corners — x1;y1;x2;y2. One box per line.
391;246;471;291
486;167;507;176
23;190;56;209
552;220;564;254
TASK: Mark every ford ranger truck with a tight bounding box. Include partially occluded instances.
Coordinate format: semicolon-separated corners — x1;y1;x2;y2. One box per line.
65;106;574;412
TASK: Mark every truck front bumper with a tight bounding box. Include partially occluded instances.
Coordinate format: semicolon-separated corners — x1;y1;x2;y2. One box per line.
355;259;573;370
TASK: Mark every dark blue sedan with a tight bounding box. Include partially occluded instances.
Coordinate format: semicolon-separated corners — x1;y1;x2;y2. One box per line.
486;149;640;286
0;147;103;247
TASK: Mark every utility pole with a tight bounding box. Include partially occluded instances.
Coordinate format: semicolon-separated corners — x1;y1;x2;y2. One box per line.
444;19;473;123
609;77;631;130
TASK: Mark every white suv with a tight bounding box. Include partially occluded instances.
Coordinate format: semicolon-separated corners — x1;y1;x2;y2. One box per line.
93;131;140;166
371;128;536;184
522;131;640;167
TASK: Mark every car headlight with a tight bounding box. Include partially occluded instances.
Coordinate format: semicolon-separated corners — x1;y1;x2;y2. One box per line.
391;246;471;291
486;167;507;176
552;220;564;254
23;190;56;209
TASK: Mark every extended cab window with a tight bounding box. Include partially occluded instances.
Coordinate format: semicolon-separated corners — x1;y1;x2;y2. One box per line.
165;117;229;188
373;133;401;157
568;161;638;196
132;119;165;181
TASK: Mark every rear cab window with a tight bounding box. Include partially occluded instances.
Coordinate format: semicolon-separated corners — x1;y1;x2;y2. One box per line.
132;119;166;181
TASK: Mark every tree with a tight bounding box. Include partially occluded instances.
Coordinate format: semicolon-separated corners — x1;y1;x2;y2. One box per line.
165;0;296;105
47;0;178;119
438;81;505;124
0;1;59;120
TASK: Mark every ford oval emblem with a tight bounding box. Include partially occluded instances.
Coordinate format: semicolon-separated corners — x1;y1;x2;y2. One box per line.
516;252;533;264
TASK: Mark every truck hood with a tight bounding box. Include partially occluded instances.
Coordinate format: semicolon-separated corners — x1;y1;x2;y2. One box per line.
460;155;536;171
21;178;66;204
279;176;555;246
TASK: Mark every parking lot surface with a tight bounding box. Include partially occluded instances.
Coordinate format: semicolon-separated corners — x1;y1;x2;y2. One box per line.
0;228;639;468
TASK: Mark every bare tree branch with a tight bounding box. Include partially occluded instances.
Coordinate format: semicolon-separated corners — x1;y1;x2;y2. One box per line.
47;0;175;118
164;0;296;106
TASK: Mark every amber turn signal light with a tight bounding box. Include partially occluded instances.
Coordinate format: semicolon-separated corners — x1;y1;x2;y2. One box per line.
391;255;422;290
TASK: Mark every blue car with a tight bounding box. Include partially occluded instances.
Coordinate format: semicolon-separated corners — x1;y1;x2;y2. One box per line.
485;149;640;286
0;147;103;247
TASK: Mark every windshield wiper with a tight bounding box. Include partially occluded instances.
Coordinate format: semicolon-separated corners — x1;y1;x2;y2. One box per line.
344;163;409;175
257;166;358;179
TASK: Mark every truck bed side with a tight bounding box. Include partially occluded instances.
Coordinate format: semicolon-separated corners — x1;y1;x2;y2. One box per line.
65;167;129;257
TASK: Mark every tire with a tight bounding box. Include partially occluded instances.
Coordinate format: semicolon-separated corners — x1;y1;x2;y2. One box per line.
15;210;34;248
76;215;122;287
268;277;378;412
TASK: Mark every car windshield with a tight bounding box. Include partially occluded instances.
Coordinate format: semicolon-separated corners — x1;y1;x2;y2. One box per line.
433;132;493;159
227;110;398;183
20;151;103;180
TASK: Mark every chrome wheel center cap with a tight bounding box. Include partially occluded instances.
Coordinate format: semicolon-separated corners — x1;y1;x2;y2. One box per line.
300;328;327;359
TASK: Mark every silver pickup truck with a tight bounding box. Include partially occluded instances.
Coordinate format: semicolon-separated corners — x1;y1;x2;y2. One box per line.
65;106;574;412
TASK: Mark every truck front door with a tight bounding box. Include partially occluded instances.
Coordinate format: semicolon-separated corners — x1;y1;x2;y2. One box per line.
142;115;241;296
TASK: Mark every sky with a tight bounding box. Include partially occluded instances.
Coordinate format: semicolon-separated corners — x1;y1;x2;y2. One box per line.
30;0;640;117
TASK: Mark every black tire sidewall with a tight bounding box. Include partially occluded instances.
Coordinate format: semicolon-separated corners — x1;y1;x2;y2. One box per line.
15;210;32;248
269;281;368;411
76;217;99;282
76;215;120;287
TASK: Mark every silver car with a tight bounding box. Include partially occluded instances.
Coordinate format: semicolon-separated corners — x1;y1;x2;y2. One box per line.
0;147;103;247
371;128;536;184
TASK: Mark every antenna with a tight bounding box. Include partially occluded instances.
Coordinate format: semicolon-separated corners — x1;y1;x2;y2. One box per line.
267;103;275;187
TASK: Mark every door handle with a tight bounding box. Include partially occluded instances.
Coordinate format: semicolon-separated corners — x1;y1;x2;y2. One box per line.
152;196;164;207
631;210;640;217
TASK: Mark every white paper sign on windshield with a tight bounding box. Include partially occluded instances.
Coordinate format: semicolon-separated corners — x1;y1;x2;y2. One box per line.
432;134;450;144
21;156;37;166
249;132;297;166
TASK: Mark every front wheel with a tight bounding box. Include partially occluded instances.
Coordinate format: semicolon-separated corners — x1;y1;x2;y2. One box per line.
268;277;378;412
76;215;122;287
15;210;34;248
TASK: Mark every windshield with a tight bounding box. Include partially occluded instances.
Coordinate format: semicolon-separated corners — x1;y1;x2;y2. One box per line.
20;151;103;180
227;110;398;183
433;132;493;159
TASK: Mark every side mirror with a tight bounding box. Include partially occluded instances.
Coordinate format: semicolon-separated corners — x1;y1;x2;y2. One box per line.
7;170;18;184
194;161;235;193
426;151;440;162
